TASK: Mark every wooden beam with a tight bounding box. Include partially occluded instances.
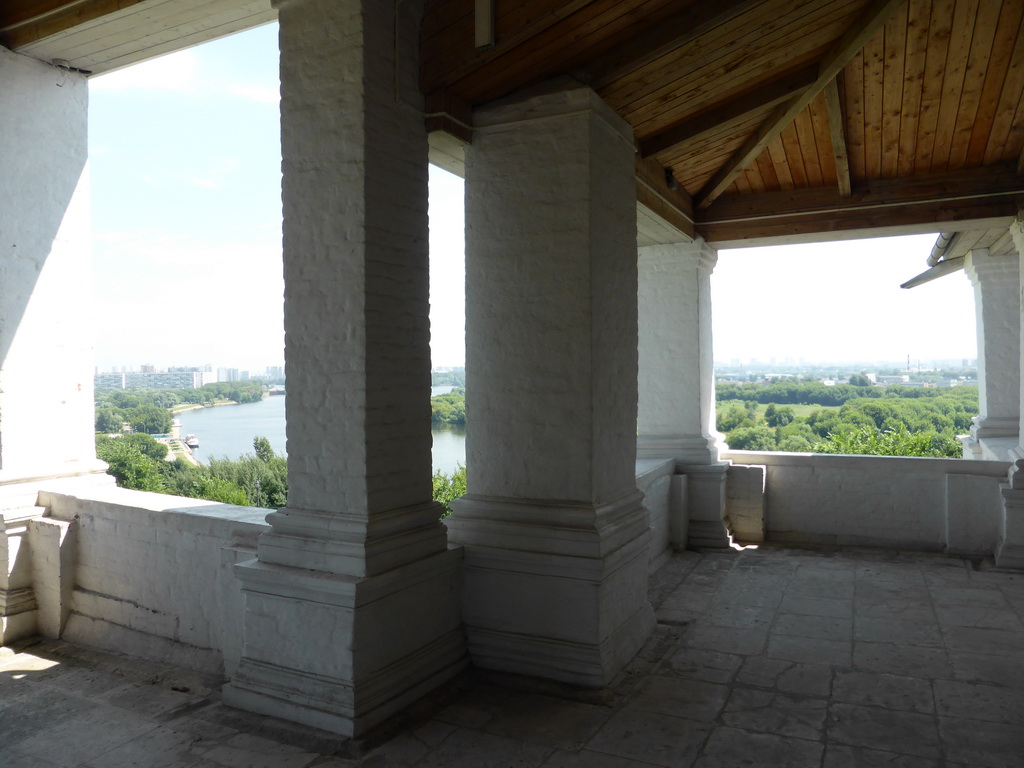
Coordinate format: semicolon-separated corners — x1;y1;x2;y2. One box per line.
822;78;852;197
0;0;81;33
1;0;147;49
694;0;907;209
583;0;765;91
425;90;474;144
635;157;696;240
698;164;1024;244
638;66;818;159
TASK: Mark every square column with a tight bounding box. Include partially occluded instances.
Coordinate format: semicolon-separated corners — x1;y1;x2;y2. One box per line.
1;49;107;643
963;248;1019;460
998;221;1024;567
637;241;730;549
447;82;654;687
0;49;103;484
223;0;464;737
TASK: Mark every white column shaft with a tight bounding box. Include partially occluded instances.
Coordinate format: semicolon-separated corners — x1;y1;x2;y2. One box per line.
449;83;653;687
965;248;1019;441
0;50;99;482
637;241;723;463
257;0;445;577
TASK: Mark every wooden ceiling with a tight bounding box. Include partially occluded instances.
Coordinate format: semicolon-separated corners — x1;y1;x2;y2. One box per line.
423;0;1024;246
5;0;1024;247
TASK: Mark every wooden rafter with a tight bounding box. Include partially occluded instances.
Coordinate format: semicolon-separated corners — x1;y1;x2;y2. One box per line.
822;78;852;197
698;164;1024;243
638;66;818;159
582;0;765;91
694;0;907;209
1;0;147;49
635;156;696;239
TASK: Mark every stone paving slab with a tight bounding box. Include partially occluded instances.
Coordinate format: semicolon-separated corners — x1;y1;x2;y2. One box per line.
3;546;1024;766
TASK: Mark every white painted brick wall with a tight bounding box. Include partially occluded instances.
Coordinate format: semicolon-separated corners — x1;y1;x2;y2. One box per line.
724;451;1009;553
464;85;639;503
0;48;96;478
279;0;433;517
41;487;268;675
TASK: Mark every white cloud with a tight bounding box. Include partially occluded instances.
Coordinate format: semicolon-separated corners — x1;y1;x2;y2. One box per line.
90;49;200;92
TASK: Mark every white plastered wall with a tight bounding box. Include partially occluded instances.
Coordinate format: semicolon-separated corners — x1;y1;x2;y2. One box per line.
0;47;98;481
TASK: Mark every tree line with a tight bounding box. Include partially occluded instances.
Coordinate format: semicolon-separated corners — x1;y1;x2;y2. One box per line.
96;433;288;507
96;381;266;434
717;382;977;458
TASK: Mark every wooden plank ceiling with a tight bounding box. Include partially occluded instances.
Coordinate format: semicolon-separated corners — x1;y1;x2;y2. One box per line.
4;0;1024;246
422;0;1024;246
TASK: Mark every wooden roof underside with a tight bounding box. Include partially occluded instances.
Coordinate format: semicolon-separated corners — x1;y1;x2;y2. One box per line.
5;0;1024;247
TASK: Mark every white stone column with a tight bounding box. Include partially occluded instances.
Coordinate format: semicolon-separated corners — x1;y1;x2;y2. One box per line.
447;82;654;687
637;241;730;549
0;49;106;645
223;0;464;737
0;49;102;485
963;248;1019;459
997;222;1024;567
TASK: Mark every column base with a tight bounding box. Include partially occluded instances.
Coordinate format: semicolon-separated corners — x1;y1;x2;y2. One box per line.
447;492;654;687
680;462;731;549
997;486;1024;569
637;434;721;464
224;547;466;737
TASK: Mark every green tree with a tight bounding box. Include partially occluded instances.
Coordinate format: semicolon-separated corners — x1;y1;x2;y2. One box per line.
849;373;872;387
726;425;776;451
127;405;172;435
432;464;466;518
764;404;795;427
95;408;124;433
96;437;166;492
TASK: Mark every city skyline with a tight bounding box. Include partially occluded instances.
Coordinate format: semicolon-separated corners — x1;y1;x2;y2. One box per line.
89;23;978;372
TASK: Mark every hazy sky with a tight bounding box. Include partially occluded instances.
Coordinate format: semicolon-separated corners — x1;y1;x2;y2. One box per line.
88;23;977;372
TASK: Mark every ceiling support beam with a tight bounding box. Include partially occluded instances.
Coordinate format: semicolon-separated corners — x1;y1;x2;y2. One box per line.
583;0;764;91
0;0;145;49
638;65;818;159
823;78;852;197
694;0;907;209
698;164;1024;245
635;157;696;240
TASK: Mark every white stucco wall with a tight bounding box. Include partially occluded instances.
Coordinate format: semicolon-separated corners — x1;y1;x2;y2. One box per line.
39;487;269;676
0;48;97;479
723;451;1009;555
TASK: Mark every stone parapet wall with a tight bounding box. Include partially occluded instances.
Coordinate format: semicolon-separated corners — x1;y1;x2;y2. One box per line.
38;486;269;677
723;451;1009;556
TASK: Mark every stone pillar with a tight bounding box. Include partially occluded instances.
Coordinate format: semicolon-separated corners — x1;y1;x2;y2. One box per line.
637;241;730;549
223;0;464;737
446;82;654;687
998;222;1024;567
0;49;105;644
0;49;102;485
963;248;1019;460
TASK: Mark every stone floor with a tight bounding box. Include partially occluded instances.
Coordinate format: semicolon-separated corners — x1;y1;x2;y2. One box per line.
4;546;1024;767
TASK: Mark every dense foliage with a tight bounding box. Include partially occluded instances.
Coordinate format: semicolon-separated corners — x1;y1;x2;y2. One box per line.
717;382;976;458
432;464;466;518
96;434;288;506
431;388;466;426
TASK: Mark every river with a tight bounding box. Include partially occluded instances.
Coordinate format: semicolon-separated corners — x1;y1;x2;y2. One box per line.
176;390;466;475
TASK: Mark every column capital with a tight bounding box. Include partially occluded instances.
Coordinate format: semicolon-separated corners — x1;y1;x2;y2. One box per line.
965;248;1018;285
474;78;633;148
637;238;718;275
